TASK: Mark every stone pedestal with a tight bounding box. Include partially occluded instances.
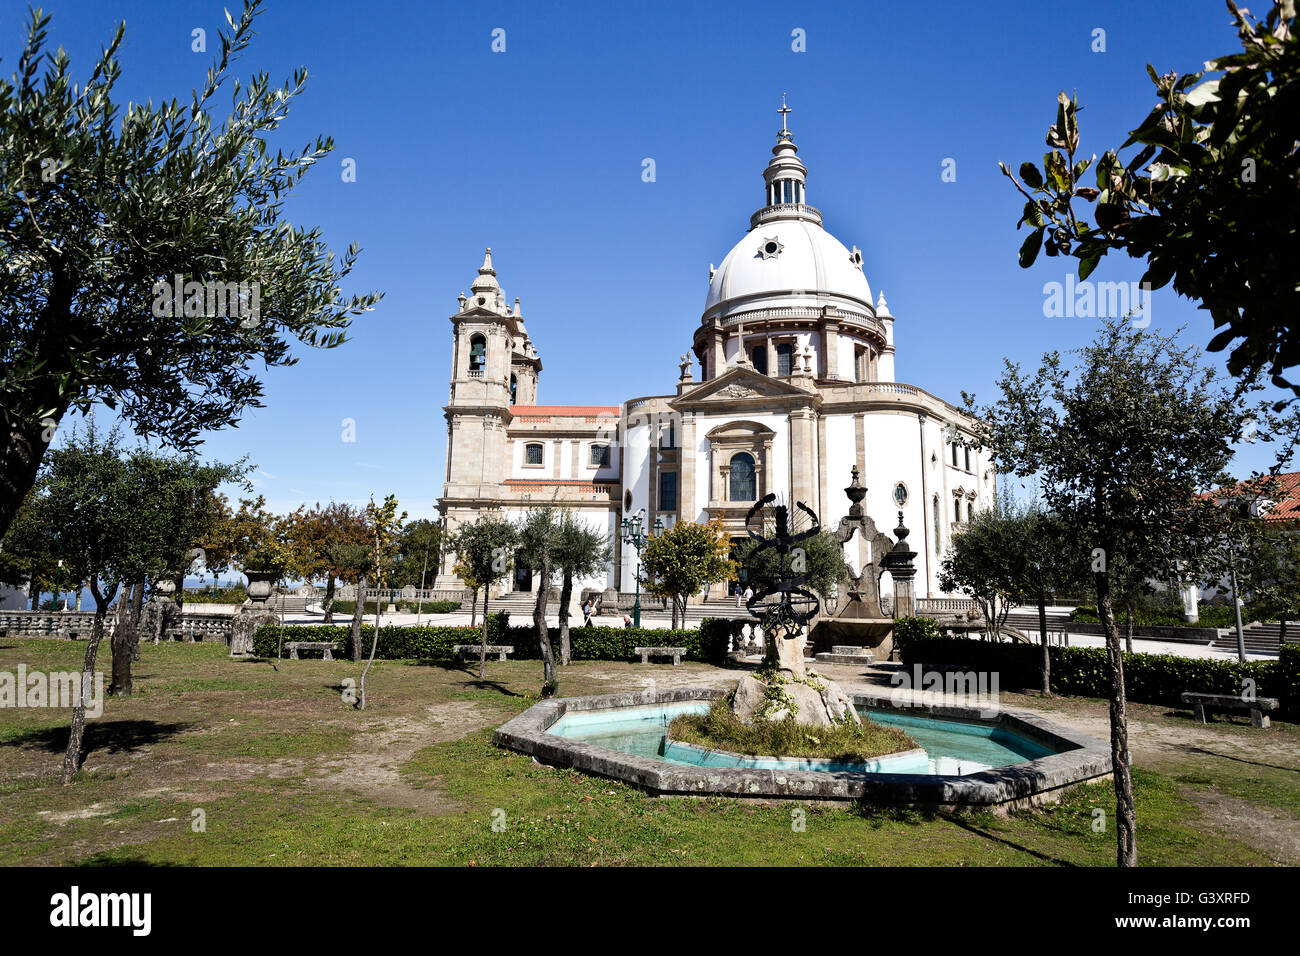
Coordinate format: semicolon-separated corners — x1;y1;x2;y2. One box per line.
232;572;278;656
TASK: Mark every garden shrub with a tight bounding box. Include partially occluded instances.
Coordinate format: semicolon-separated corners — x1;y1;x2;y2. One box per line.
897;634;1295;719
252;612;509;659
252;613;731;663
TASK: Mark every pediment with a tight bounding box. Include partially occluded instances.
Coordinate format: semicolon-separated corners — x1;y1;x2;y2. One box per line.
670;366;816;409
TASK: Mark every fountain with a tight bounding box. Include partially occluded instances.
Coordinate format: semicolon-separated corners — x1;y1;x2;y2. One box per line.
813;467;913;663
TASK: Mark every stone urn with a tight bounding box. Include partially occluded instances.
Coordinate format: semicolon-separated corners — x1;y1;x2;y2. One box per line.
243;571;277;605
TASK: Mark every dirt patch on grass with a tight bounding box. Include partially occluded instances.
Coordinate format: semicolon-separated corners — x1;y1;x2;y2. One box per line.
307;700;501;814
1183;787;1300;864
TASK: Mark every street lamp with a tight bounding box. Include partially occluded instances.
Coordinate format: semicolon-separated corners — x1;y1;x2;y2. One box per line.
621;509;663;628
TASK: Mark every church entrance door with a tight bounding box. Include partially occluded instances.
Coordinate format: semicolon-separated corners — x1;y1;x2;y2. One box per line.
514;557;532;592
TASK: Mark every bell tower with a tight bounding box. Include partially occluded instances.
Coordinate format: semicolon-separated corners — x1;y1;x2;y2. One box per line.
435;248;541;586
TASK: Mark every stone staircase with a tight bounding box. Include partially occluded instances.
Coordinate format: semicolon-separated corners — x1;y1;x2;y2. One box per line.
1211;622;1289;655
815;644;880;665
267;595;308;613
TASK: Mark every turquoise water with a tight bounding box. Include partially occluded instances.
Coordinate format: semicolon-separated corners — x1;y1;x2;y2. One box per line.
547;701;1058;776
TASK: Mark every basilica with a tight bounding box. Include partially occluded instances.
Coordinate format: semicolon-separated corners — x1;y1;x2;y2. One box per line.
434;106;995;602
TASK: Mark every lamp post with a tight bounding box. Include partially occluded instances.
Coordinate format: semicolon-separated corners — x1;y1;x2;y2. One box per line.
621;509;663;628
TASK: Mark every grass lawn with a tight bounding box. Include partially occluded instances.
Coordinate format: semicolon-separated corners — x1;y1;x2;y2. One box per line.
0;637;1295;866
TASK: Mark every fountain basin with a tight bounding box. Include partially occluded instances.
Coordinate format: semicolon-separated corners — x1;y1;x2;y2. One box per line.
493;687;1112;809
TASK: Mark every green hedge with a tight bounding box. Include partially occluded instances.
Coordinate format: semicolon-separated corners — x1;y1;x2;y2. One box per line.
1069;603;1260;629
496;618;731;663
895;618;1298;721
253;612;509;659
252;614;733;663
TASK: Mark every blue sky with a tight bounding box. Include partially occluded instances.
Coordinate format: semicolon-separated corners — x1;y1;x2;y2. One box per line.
6;0;1287;519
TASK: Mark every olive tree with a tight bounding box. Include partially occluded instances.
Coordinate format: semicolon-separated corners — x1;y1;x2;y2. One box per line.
0;0;382;539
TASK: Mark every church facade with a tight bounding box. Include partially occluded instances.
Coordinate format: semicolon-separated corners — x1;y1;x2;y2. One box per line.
434;108;995;601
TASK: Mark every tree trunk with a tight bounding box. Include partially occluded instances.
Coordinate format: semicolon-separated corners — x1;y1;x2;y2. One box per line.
1038;589;1050;695
359;586;381;710
322;575;336;624
1096;568;1137;867
535;553;557;695
0;407;64;541
558;569;574;666
1124;600;1135;654
62;575;117;784
129;576;145;663
110;581;136;696
1280;619;1288;644
348;574;367;662
470;587;479;627
172;571;185;611
479;588;490;680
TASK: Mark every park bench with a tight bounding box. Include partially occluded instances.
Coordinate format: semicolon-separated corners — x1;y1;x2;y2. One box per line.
1180;691;1279;729
453;644;514;662
634;646;687;665
285;641;340;661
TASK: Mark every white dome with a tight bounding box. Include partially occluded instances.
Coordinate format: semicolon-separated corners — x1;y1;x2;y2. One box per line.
704;218;874;321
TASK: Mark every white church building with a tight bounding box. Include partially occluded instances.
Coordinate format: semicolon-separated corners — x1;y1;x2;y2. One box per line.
435;105;995;602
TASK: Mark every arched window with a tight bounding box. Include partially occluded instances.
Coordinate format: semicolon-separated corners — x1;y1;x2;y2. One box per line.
932;495;941;555
729;453;756;502
469;333;487;373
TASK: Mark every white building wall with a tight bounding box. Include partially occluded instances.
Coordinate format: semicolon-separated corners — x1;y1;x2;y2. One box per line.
860;410;925;590
620;416;652;585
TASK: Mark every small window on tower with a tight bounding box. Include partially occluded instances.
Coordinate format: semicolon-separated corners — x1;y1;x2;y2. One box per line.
510;374;518;404
964;446;972;472
590;443;610;467
469;334;486;373
525;443;543;466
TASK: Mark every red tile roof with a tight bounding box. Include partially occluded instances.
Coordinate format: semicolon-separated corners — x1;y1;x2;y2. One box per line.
1207;471;1300;524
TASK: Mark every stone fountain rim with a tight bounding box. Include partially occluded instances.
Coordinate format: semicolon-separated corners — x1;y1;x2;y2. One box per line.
493;686;1113;806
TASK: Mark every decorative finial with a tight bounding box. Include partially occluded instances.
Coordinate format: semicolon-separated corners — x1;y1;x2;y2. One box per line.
679;353;693;382
778;92;791;133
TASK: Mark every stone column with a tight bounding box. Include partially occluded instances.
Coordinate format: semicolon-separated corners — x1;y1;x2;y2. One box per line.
821;315;840;380
788;408;815;509
680;412;696;521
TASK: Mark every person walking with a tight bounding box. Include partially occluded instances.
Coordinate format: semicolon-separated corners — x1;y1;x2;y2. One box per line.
742;585;753;608
582;599;593;626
